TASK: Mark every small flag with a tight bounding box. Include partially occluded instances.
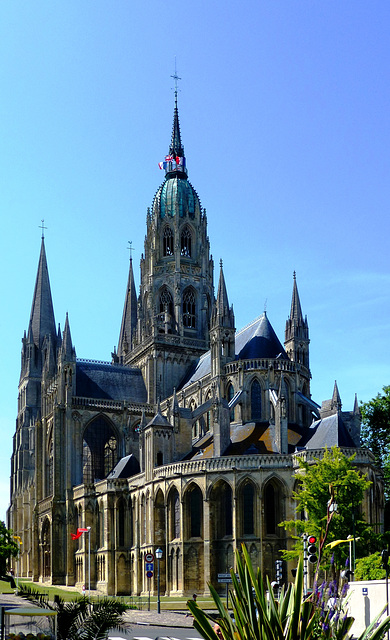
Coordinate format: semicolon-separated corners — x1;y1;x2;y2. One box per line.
71;527;89;540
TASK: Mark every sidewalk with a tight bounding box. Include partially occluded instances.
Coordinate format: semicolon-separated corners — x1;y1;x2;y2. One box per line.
0;592;199;629
124;608;196;628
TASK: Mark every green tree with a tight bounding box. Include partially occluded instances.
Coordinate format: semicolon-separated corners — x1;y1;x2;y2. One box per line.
281;447;372;567
354;552;386;581
0;521;19;577
360;385;390;500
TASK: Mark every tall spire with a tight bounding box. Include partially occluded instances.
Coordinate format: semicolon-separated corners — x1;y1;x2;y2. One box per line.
284;272;310;370
117;254;138;361
289;271;304;324
215;259;233;323
29;237;56;349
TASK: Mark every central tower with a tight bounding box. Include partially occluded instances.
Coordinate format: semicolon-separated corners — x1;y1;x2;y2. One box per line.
118;94;215;403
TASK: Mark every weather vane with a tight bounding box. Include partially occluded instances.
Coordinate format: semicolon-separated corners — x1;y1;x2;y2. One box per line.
39;219;47;239
127;240;134;261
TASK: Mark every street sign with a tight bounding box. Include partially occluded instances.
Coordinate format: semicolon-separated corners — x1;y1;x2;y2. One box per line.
362;587;368;596
145;553;154;563
146;562;154;572
146;570;153;579
218;573;233;583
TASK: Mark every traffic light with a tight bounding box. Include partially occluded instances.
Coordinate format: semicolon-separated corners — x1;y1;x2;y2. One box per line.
381;549;389;570
308;535;318;564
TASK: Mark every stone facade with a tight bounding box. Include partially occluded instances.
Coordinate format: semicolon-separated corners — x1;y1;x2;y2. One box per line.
8;96;385;596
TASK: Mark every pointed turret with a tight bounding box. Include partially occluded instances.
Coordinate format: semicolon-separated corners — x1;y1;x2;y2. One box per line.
61;313;75;361
284;272;309;369
29;238;56;349
210;260;236;380
212;260;235;330
331;381;342;412
117;257;138;362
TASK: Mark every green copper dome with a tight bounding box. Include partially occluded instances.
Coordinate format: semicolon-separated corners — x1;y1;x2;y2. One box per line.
153;175;201;219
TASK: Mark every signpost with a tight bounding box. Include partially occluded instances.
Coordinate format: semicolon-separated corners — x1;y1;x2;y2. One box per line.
145;553;155;611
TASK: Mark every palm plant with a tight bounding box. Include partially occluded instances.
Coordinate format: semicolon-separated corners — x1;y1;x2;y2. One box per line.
18;584;129;640
187;545;390;640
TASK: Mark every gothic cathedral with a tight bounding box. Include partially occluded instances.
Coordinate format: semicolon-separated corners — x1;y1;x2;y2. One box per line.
9;94;384;595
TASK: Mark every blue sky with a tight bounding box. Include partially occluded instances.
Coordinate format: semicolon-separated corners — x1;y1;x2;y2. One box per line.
1;1;390;521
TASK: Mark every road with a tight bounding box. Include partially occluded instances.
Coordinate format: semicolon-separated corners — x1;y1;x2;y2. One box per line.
109;626;203;640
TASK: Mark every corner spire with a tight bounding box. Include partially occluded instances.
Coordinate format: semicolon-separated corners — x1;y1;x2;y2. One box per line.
29;237;56;349
117;251;138;361
211;260;235;330
331;381;342;411
289;271;304;323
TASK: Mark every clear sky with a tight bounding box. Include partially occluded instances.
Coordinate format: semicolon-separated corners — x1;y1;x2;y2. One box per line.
1;1;390;522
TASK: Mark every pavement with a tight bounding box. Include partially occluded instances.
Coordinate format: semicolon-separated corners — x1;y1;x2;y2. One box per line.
0;591;199;629
124;609;196;628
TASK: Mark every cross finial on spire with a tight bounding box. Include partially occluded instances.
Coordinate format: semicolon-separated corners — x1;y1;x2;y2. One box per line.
219;258;223;269
39;219;47;239
171;57;181;101
127;240;134;262
293;270;296;280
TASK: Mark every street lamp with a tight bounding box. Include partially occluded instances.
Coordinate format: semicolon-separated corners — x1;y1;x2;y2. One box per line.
155;547;163;614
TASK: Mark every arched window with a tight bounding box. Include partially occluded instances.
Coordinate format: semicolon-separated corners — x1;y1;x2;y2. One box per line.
251;380;262;421
264;482;282;535
82;417;118;484
211;481;233;539
188;485;203;538
46;439;53;497
169;489;181;541
227;383;235;422
183;288;196;328
159;287;174;316
180;226;192;257
163;226;174;256
243;483;255;535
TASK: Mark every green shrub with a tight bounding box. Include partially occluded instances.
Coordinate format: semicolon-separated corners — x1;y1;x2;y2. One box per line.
355;552;387;581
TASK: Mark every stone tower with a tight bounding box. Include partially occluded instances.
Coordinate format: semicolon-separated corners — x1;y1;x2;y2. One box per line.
284;272;310;371
120;94;215;403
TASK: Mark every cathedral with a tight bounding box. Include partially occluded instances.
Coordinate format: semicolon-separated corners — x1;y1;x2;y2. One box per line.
9;93;384;596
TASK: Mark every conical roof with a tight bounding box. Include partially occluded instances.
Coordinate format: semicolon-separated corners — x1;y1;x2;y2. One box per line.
236;313;288;360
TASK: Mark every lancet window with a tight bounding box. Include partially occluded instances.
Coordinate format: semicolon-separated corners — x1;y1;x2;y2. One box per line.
163;226;174;256
180;226;192;257
183;288;196;328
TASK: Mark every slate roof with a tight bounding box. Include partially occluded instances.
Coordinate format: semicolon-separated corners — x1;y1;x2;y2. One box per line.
179;313;287;389
76;360;147;402
301;413;356;449
107;454;140;479
236;313;288;360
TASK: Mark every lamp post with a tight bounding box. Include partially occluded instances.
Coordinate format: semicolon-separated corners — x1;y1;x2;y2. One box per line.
155;547;163;614
87;527;91;597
